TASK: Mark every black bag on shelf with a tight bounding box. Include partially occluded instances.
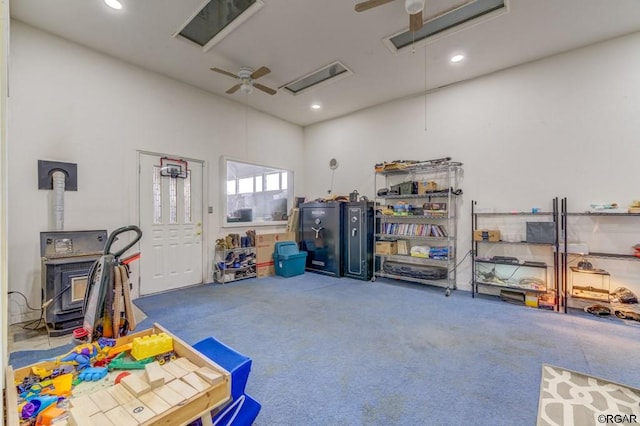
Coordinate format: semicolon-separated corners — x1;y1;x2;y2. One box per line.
383;261;447;280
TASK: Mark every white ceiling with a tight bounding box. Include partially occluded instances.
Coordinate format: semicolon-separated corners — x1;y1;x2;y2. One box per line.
10;0;640;126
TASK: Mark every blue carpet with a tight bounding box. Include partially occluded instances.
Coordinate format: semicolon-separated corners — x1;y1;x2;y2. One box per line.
9;274;640;425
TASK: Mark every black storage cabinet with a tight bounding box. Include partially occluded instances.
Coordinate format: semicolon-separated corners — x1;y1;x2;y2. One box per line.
342;201;374;280
299;202;344;276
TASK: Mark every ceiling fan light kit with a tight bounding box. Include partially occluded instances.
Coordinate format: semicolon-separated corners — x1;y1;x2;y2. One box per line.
104;0;123;10
211;65;277;96
355;0;425;32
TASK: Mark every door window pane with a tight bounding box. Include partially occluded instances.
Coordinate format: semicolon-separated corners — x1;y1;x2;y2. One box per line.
153;166;162;224
183;171;192;224
169;177;177;224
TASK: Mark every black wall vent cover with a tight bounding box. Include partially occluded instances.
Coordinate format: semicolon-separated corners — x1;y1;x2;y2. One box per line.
38;160;78;191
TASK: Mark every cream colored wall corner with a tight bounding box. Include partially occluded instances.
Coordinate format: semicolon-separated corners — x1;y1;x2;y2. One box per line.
1;0;9;413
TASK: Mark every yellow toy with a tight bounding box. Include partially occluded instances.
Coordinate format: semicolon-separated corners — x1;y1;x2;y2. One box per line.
39;374;74;397
31;366;53;380
131;333;173;360
107;342;133;358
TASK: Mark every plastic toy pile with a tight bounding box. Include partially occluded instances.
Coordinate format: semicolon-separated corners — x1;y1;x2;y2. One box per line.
14;333;178;425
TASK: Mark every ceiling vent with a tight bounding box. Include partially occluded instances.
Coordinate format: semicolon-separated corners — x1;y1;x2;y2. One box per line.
175;0;264;52
384;0;507;53
281;61;353;96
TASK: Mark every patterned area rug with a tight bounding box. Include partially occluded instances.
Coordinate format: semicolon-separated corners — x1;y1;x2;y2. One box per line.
538;364;640;426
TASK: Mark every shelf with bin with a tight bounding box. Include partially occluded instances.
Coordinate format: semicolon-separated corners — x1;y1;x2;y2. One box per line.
475;240;555;246
376;234;450;242
377;198;453;220
565;212;640;217
376;253;452;267
375;271;449;287
213;246;257;284
584;252;640;261
473;258;549;293
471;199;560;309
474;211;555;216
560;199;640;313
568;266;611;303
374;161;461;295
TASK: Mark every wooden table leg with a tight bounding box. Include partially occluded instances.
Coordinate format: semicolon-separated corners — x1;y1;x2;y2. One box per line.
200;412;214;426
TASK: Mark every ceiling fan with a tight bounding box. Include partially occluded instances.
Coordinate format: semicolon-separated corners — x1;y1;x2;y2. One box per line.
355;0;425;32
210;66;277;95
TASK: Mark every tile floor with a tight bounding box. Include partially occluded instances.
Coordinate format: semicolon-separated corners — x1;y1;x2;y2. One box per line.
8;305;147;353
8;321;73;352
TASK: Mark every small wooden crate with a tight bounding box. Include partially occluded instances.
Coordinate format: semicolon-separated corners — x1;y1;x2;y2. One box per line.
5;323;231;426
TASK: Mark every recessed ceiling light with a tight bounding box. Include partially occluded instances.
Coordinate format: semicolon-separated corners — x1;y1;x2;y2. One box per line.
311;103;322;110
450;54;465;63
104;0;123;10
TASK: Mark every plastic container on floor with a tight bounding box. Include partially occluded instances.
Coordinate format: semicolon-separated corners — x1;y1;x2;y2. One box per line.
191;337;260;425
273;241;307;277
193;337;252;401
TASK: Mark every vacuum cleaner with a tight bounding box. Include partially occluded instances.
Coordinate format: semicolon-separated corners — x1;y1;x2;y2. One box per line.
80;225;142;343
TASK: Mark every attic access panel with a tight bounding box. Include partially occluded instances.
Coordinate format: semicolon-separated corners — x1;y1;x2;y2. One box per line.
176;0;264;51
386;0;506;52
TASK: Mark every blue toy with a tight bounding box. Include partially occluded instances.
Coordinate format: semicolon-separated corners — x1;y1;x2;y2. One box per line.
20;395;58;420
78;367;108;382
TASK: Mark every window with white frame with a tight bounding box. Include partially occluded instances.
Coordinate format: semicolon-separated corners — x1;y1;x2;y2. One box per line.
223;158;293;226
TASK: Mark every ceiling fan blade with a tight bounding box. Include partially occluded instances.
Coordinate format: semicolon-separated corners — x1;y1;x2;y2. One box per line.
253;83;277;95
226;84;242;94
250;66;271;80
409;10;423;32
354;0;395;12
211;67;239;79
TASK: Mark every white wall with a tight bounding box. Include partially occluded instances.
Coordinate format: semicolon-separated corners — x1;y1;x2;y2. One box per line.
1;0;9;411
8;21;304;324
8;21;640;322
304;32;640;293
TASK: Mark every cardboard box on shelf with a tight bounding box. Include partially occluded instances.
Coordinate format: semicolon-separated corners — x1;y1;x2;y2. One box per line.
538;291;556;310
396;240;409;255
423;202;447;212
256;232;295;278
473;229;501;242
376;241;398;255
525;293;539;308
417;181;438;194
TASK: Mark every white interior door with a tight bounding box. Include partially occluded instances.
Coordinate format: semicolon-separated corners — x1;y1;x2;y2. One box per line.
138;153;204;295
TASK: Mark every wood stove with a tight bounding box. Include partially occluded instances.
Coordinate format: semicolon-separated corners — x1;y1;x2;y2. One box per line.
40;230;107;336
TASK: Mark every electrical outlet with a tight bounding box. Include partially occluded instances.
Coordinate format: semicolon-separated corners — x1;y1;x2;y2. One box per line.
208;206;213;214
